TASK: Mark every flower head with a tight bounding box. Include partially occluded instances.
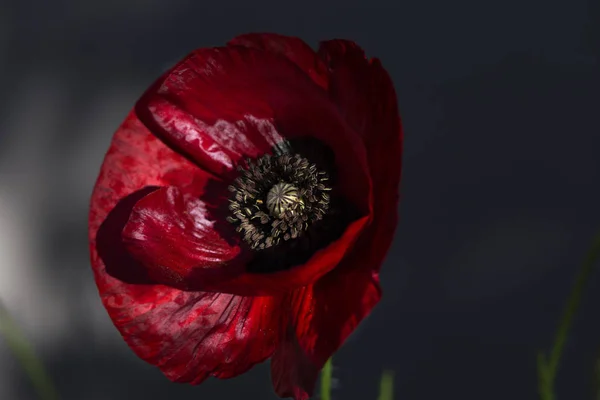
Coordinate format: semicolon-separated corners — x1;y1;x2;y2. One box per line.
89;33;402;399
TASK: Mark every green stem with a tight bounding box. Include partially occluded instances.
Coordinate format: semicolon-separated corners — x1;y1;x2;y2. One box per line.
320;358;333;400
538;233;600;400
0;299;59;400
377;370;394;400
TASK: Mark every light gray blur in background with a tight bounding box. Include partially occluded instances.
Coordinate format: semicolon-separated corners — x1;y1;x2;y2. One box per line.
0;0;599;399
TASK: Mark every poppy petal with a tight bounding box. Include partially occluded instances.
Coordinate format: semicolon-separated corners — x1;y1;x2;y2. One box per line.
270;272;381;399
135;45;372;214
228;33;329;90
270;41;402;398
90;112;280;382
122;185;248;290
319;40;403;270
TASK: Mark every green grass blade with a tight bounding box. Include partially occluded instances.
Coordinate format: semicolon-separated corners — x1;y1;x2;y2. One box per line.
537;233;600;400
320;358;333;400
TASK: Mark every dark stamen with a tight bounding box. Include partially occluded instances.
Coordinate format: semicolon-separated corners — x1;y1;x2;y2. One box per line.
227;151;331;250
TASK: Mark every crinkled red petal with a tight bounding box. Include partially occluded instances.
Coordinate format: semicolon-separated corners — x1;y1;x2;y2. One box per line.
270;39;403;399
89;111;280;382
111;289;281;384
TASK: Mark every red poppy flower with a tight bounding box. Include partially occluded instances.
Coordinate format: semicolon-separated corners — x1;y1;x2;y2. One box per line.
88;33;402;399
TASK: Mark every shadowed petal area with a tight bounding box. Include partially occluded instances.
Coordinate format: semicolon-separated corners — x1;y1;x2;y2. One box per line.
228;33;329;90
122;186;248;290
121;182;369;296
210;214;369;296
270;40;402;399
319;40;403;266
135;44;372;213
270;274;381;399
90;111;280;382
270;321;320;400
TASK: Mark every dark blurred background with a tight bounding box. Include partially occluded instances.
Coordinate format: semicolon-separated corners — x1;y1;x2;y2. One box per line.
0;0;599;399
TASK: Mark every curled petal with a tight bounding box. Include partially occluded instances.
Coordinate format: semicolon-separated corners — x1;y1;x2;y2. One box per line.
122;186;247;290
90;110;213;286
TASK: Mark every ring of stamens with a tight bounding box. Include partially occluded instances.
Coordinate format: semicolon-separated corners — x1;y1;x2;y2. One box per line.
226;153;331;250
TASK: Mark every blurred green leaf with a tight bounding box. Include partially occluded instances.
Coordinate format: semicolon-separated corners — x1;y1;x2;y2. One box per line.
0;299;59;400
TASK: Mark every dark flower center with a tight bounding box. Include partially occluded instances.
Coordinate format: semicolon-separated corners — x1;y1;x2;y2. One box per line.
225;138;358;274
226;151;331;250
